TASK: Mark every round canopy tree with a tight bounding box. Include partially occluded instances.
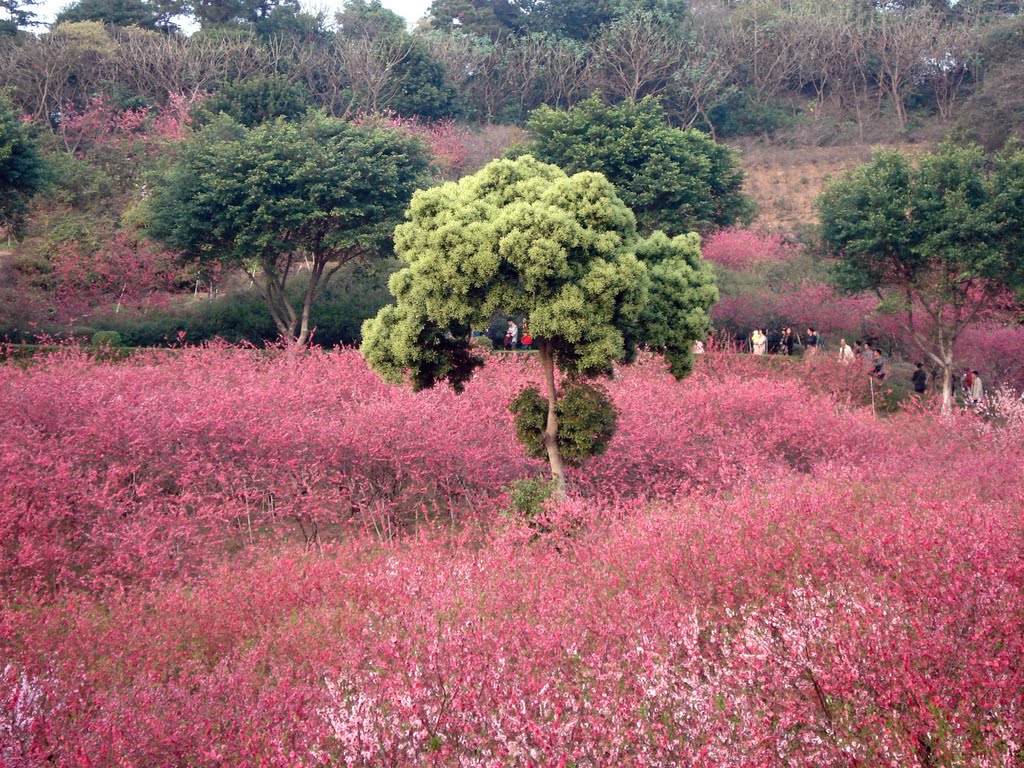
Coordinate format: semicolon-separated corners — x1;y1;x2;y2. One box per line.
525;96;754;235
818;143;1024;411
361;155;717;497
146;112;429;347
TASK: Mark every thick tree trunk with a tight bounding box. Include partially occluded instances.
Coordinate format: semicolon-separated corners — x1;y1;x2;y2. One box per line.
940;360;954;415
539;340;567;501
295;259;325;348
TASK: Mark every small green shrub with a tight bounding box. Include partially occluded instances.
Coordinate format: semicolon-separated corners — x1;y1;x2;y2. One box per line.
90;330;123;347
509;382;618;467
470;334;493;351
503;477;555;521
710;93;797;138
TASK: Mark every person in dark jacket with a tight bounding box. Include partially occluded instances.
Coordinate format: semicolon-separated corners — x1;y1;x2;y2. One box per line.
871;349;887;380
912;362;927;395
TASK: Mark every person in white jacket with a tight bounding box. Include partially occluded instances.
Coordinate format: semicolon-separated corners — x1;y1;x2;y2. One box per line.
505;319;519;350
838;338;854;362
969;370;984;405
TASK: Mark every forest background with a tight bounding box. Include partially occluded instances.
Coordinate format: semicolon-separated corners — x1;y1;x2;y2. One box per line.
1;0;1023;395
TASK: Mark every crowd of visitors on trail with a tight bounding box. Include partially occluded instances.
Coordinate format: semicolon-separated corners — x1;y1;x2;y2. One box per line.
738;327;822;357
484;317;987;405
738;326;987;404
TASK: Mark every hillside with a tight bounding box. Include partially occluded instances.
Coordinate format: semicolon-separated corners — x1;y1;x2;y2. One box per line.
735;140;935;231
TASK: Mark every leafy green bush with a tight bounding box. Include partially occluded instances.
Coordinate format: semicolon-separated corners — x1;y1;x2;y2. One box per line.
710;92;797;138
526;96;753;234
90;330;122;347
86;260;399;347
509;382;618;467
503;477;556;522
191;75;312;129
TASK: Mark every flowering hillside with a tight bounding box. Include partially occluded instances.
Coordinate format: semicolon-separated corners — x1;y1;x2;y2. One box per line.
2;348;1023;766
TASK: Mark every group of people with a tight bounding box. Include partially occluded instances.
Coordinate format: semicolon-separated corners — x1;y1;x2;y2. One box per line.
746;327;820;356
843;340;986;403
962;368;985;405
746;329;990;400
503;319;532;350
843;339;889;381
471;319;533;350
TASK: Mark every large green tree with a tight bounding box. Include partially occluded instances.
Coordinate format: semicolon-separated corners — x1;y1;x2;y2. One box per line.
53;0;165;30
427;0;685;41
338;0;460;119
818;143;1024;410
525;96;753;235
146;112;429;347
361;155;717;497
0;92;45;238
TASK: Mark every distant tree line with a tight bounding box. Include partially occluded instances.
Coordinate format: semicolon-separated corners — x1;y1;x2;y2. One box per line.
0;0;1021;142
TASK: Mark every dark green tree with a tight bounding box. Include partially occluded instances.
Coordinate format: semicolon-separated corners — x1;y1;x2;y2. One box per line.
192;0;305;28
525;96;753;235
192;75;311;128
145;113;430;347
336;0;406;36
0;0;38;35
339;0;460;118
253;3;327;39
818;143;1024;410
361;155;717;497
537;0;686;41
427;0;532;39
0;92;46;237
53;0;164;29
388;38;461;119
428;0;685;41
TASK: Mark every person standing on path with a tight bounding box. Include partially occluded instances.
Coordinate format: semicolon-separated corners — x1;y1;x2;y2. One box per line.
505;319;519;350
969;370;984;405
838;338;854;363
912;362;927;395
871;349;887;380
752;328;767;356
805;328;819;356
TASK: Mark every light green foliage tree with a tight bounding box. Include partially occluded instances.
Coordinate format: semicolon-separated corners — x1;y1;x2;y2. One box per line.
361;155;717;497
0;91;45;238
145;112;429;347
818;143;1024;410
525;96;753;235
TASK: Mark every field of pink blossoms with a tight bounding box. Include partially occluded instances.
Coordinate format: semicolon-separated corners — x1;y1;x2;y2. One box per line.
2;347;1023;766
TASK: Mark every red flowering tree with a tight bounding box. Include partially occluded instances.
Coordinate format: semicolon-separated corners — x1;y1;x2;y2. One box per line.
701;227;794;271
353;110;467;180
58;93;197;189
51;231;184;319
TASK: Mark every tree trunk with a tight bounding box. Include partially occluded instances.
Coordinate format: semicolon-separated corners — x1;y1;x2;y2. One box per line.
539;340;567;501
295;257;325;348
940;359;954;415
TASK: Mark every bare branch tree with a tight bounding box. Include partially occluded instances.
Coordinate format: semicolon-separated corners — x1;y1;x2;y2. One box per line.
588;12;682;103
